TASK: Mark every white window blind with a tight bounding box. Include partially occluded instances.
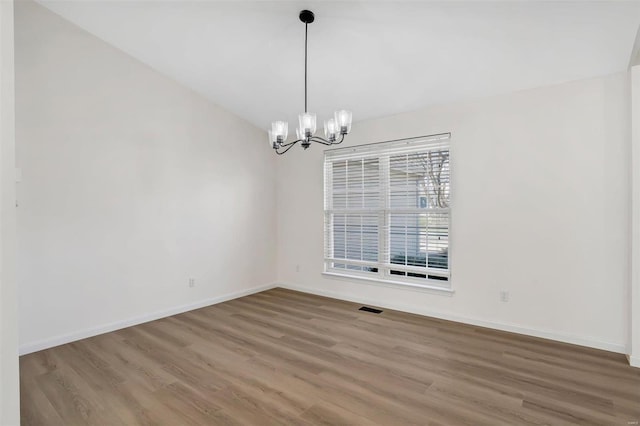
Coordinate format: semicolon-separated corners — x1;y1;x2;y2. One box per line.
324;134;451;288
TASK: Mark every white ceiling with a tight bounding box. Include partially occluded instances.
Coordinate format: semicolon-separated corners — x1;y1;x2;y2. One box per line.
37;1;640;131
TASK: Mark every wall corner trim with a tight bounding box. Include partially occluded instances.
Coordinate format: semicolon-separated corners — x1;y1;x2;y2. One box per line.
19;282;277;356
276;282;627;355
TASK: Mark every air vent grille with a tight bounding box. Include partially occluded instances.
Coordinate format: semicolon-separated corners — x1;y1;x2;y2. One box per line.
359;306;383;314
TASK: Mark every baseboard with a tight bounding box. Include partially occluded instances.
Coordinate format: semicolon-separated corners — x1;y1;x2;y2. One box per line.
277;282;627;355
630;355;640;368
21;281;629;360
19;282;276;356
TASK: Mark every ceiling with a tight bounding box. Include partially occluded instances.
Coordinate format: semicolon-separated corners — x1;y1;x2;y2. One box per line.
37;1;640;131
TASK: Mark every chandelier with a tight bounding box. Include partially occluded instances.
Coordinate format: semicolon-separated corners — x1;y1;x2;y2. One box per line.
269;10;352;155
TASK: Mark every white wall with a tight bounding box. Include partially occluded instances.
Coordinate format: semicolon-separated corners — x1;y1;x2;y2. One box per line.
277;72;630;353
0;0;20;423
15;1;277;354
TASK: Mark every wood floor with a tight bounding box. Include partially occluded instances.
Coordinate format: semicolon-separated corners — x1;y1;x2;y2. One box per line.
20;288;640;426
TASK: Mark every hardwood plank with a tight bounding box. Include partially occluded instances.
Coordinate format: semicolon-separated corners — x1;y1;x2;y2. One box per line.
300;401;378;426
19;376;65;426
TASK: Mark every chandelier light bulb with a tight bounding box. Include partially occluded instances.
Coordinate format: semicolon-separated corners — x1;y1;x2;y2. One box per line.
271;121;288;143
335;110;352;135
324;118;338;141
299;113;317;137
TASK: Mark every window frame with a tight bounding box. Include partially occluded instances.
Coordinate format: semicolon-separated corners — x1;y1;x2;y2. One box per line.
323;134;452;293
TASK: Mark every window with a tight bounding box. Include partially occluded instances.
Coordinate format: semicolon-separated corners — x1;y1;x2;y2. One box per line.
324;134;451;289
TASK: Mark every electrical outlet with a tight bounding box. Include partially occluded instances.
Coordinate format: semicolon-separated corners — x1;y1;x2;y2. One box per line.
189;278;196;288
500;290;509;302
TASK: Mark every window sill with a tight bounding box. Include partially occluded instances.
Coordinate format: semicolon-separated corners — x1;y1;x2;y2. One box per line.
322;271;455;296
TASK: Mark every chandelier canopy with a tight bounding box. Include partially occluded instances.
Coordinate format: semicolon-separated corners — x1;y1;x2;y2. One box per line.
269;10;352;155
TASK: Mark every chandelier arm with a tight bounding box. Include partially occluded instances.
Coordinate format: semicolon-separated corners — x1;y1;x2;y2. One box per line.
275;141;299;155
279;138;304;148
309;133;346;146
308;136;334;146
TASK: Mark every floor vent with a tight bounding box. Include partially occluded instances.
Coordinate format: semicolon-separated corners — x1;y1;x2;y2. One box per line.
359;306;383;314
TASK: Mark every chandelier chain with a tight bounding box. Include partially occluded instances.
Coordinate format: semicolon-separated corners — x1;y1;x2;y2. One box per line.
305;23;308;113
